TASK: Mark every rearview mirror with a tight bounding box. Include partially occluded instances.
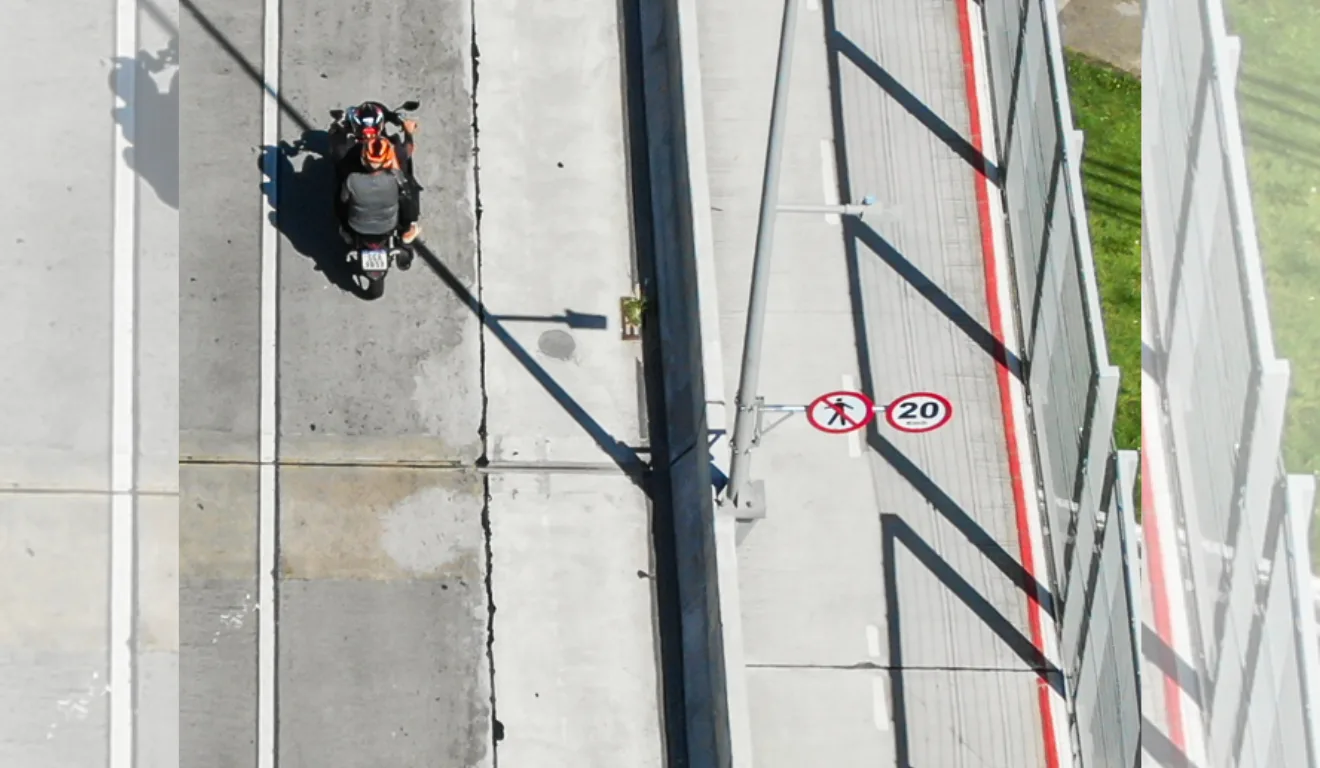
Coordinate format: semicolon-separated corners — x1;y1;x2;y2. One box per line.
329;109;344;120
400;100;420;111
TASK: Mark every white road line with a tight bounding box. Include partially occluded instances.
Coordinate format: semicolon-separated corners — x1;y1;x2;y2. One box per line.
865;624;881;658
871;676;890;731
820;139;840;224
842;374;861;457
110;1;138;767
258;0;281;763
806;0;819;11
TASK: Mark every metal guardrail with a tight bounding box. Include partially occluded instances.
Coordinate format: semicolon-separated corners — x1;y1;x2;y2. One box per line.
1142;0;1320;764
979;0;1139;765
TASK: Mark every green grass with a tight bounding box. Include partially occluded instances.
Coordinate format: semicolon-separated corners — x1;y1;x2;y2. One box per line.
1063;52;1142;454
1222;1;1320;558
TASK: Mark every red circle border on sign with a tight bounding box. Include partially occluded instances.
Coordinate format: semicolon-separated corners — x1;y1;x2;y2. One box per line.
884;391;953;433
805;390;876;434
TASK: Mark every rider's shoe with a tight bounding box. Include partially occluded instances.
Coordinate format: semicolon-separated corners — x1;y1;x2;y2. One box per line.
401;222;421;245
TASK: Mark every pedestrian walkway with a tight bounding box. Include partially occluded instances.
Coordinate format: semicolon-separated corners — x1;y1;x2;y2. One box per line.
694;0;1068;764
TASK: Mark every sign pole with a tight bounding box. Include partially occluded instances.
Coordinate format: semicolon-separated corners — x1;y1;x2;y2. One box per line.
724;0;803;517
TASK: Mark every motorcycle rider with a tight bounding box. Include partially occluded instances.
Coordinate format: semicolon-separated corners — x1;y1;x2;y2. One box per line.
331;106;422;265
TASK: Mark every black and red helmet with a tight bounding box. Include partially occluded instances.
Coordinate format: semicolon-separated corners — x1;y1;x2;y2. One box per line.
347;102;386;138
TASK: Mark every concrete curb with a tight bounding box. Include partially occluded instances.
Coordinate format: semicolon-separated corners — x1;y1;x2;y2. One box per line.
671;0;753;761
672;0;728;436
635;0;749;763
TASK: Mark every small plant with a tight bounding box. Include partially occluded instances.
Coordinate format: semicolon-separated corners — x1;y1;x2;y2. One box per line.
622;294;646;329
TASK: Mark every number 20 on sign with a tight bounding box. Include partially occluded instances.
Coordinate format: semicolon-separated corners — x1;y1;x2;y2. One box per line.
885;392;953;433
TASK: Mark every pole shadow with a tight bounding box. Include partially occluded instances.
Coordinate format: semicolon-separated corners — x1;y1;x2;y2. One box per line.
412;242;650;489
489;310;609;330
109;36;180;210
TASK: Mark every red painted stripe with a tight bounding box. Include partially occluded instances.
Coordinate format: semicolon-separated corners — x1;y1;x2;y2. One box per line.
1142;422;1187;748
954;3;1060;766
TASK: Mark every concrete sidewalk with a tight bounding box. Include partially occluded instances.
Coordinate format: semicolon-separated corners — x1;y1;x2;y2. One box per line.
692;0;1065;764
1059;0;1142;76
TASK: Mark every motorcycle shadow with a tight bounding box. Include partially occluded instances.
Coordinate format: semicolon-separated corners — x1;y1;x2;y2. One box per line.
259;130;373;300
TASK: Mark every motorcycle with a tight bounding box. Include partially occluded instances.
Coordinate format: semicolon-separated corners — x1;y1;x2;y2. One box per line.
329;99;422;300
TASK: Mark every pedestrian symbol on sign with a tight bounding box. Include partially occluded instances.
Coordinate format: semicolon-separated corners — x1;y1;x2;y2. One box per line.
806;390;876;434
826;397;855;427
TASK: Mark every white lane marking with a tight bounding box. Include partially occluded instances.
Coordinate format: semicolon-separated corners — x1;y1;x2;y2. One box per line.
110;0;138;766
872;676;890;731
820;139;840;224
865;624;881;658
258;0;281;763
842;374;861;457
807;0;819;11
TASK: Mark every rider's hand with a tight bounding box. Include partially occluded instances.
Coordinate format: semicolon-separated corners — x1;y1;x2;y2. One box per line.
402;119;419;135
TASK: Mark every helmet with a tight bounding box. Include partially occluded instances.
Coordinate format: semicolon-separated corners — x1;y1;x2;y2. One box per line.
362;137;396;168
347;102;386;138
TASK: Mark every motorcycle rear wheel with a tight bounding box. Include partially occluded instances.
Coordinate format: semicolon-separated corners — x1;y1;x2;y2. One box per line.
362;273;386;300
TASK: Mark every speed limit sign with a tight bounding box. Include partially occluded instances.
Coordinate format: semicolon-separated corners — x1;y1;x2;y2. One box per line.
885;392;953;433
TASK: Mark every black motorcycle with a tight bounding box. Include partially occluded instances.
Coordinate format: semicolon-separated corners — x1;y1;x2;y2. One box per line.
330;99;421;300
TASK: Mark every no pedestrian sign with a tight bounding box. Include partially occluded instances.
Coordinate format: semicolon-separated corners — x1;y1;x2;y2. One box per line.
885;392;953;433
806;390;875;434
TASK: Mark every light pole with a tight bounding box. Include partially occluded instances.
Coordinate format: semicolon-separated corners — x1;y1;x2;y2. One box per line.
721;0;802;517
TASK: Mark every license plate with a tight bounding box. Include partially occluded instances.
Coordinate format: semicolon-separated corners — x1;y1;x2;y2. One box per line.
361;250;389;271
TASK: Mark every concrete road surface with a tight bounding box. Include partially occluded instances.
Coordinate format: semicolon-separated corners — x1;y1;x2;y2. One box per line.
1;0;180;767
181;0;672;766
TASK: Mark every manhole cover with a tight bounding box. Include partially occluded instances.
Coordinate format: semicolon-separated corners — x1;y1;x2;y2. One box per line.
538;329;576;361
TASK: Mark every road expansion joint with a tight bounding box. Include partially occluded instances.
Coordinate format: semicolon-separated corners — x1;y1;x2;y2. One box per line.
178;456;652;476
468;6;501;763
744;662;1058;674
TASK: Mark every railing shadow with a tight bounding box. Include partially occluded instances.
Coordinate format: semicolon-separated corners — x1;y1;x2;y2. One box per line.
828;26;1000;186
819;1;1063;760
846;217;1025;381
883;513;1063;766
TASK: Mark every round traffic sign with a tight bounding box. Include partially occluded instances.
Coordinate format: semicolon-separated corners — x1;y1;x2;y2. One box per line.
885;392;952;433
806;390;876;434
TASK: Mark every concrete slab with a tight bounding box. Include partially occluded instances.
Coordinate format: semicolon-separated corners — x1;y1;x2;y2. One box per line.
136;1;181;496
475;0;647;468
275;466;491;767
179;0;264;463
0;0;114;492
138;494;180;768
488;471;666;767
274;0;482;465
179;464;258;768
0;495;110;767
